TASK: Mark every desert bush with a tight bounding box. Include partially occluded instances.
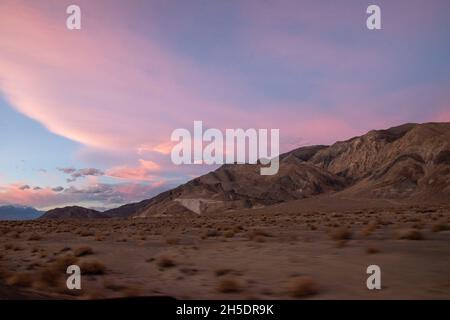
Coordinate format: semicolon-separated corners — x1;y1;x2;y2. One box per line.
94;233;105;241
52;255;78;272
80;260;106;275
397;229;423;240
165;237;179;245
223;230;235;238
247;228;272;242
361;222;377;236
205;229;220;238
28;233;42;241
74;246;94;257
366;247;380;254
287;276;318;298
78;229;94;237
35;254;79;288
215;268;234;277
217;278;242;293
6;272;33;287
431;223;450;232
250;228;272;237
330;228;352;241
157;255;176;269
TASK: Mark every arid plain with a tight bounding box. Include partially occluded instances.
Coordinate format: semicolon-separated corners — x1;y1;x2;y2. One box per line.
1;196;449;300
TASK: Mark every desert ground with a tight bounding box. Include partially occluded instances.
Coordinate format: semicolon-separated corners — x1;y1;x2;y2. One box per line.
1;197;449;300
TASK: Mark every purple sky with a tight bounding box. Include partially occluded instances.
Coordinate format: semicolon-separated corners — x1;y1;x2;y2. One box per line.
0;0;449;210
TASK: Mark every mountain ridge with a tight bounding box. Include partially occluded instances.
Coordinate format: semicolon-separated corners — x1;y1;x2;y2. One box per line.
40;122;450;219
0;205;43;220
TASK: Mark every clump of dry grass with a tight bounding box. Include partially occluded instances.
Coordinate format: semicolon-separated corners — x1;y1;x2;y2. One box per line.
217;278;242;293
396;229;424;240
165;237;179;245
28;233;42;241
94;233;105;241
74;246;94;257
361;222;377;236
330;228;352;241
215;268;234;277
431;223;450;232
366;247;380;254
35;255;79;288
6;272;33;287
157;255;176;269
223;230;235;238
204;229;221;238
248;228;272;242
80;260;106;275
78;229;95;237
287;276;319;298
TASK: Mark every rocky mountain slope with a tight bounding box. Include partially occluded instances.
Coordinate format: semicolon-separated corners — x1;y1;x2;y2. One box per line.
40;122;450;219
133;122;450;217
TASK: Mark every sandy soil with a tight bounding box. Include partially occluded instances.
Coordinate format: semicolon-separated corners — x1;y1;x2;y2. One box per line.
0;198;449;300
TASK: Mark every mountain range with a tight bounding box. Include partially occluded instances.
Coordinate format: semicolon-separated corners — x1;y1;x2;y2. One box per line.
0;205;43;220
39;122;450;219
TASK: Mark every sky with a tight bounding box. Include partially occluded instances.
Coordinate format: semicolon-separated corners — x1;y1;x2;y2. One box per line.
0;0;449;210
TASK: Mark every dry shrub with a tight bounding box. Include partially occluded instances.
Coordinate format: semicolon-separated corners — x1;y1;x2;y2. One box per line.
28;233;42;241
74;246;94;257
165;237;179;245
52;255;78;272
330;228;352;241
431;223;450;232
79;229;94;237
215;268;234;277
94;234;105;241
397;229;424;240
80;260;106;275
256;235;268;242
223;230;235;238
335;240;347;248
205;229;220;238
6;272;33;287
361;222;377;236
157;255;176;269
250;229;272;237
287;276;319;298
217;278;242;293
37;255;79;287
248;229;271;242
366;247;380;254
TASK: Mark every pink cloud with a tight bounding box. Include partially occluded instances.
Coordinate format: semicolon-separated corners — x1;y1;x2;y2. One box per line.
0;180;168;210
106;159;161;182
